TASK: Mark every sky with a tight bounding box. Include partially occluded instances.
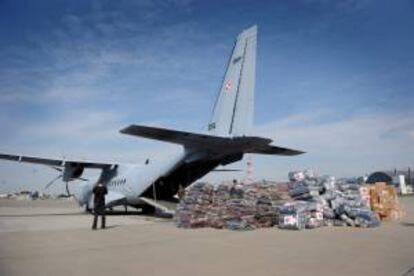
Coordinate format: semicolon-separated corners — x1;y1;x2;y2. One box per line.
0;0;413;194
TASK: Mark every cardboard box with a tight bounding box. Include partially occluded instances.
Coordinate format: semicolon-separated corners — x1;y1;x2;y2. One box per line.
369;183;403;221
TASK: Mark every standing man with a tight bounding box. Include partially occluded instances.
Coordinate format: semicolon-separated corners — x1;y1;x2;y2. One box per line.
177;184;186;201
92;182;108;230
230;179;238;198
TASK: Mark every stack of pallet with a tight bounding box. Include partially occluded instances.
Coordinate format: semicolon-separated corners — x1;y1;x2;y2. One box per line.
283;170;381;229
174;173;405;231
175;181;289;230
174;182;214;228
362;182;404;221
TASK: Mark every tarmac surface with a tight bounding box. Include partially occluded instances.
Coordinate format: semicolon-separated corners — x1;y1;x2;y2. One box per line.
1;197;414;276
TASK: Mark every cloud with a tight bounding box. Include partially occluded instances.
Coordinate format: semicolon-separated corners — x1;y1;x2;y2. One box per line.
335;0;372;11
301;0;372;11
0;0;198;101
0;101;185;163
250;110;414;179
21;110;122;141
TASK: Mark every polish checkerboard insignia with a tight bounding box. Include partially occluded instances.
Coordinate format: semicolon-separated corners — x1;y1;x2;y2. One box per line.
224;81;232;91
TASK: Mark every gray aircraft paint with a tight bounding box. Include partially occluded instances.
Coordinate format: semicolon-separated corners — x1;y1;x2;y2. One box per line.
209;25;256;137
74;149;186;207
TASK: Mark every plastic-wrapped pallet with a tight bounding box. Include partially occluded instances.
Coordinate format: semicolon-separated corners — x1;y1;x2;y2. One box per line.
287;170;381;229
288;171;305;182
359;185;371;208
278;202;308;230
306;213;324;228
255;194;276;227
304;169;317;180
353;209;381;228
226;217;254;231
289;184;313;200
206;206;226;229
322;176;336;191
176;174;386;231
323;206;335;218
212;183;231;205
305;201;324;229
175;182;214;228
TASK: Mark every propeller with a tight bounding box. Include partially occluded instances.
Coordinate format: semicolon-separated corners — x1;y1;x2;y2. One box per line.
44;174;63;189
44;166;89;196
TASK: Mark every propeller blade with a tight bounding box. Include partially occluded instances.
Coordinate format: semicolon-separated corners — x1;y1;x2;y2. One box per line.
50;166;63;172
45;174;62;189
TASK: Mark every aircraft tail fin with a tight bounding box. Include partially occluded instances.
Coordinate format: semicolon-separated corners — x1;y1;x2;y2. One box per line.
208;25;257;137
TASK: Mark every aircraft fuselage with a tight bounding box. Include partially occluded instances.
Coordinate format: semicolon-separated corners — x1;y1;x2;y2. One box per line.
74;149;186;208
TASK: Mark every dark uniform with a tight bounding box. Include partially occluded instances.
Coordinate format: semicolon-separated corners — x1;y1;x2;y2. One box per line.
92;183;108;230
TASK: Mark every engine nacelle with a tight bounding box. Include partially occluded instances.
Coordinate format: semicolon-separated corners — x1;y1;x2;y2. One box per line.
62;163;85;182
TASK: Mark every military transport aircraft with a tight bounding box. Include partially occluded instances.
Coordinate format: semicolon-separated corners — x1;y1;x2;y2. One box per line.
0;25;303;213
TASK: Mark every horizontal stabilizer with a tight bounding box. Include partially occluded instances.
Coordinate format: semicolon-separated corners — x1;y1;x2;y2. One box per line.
248;145;304;156
120;125;303;157
120;125;230;147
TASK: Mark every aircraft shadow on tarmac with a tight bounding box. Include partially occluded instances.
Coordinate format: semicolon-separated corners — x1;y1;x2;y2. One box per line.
0;210;173;218
0;212;85;217
104;209;174;218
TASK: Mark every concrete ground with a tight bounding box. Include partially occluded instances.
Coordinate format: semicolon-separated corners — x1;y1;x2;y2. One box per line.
1;198;414;276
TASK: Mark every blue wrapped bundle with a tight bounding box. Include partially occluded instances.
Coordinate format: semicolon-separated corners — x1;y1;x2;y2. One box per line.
354;210;381;228
289;184;312;200
323;207;336;219
225;218;253;231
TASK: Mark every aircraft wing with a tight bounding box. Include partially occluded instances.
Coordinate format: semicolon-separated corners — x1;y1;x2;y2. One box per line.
0;153;114;169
